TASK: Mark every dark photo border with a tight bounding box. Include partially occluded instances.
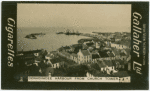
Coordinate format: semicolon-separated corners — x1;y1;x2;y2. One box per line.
1;1;149;90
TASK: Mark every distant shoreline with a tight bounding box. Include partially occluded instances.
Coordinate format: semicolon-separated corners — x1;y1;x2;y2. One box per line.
25;33;46;39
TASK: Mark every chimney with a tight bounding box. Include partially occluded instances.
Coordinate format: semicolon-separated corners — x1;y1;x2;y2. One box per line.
96;42;100;49
79;49;81;52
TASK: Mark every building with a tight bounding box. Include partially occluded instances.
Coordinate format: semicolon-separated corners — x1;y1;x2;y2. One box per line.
62;46;71;52
16;50;43;67
69;44;82;53
97;61;107;72
113;59;127;70
91;53;100;63
111;48;120;59
90;60;115;75
50;58;64;68
77;49;92;64
70;53;78;63
120;52;127;60
98;50;115;60
42;67;54;76
82;42;94;49
103;60;115;74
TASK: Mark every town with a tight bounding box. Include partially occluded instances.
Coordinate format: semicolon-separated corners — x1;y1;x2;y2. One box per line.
15;31;131;82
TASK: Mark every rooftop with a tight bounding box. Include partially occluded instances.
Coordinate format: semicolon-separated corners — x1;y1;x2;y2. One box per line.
42;67;54;76
97;61;106;67
98;51;109;57
50;58;64;64
80;50;90;56
114;59;127;65
17;49;42;54
111;48;120;55
87;69;111;77
92;53;100;59
85;42;94;46
71;53;78;57
120;52;126;56
107;52;115;57
103;60;114;66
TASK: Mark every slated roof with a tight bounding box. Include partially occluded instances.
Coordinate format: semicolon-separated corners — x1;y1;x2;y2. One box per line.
120;52;126;56
50;58;63;64
103;60;114;66
46;54;51;57
111;48;120;55
92;53;100;59
98;51;109;57
82;45;89;49
90;63;100;70
115;36;122;39
81;50;90;56
107;52;115;57
87;69;111;77
124;49;131;55
60;51;70;57
97;61;106;67
71;44;82;48
91;50;99;54
114;59;125;65
86;42;94;46
71;53;78;57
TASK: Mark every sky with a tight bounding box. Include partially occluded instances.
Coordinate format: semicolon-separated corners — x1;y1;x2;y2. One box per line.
17;4;131;31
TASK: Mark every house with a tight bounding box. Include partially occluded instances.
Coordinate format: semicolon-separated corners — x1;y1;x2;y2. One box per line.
107;50;115;60
69;44;82;53
86;68;112;77
91;53;100;63
98;50;115;60
59;51;71;59
105;41;111;48
50;58;64;68
114;35;122;41
70;53;78;63
82;42;94;49
45;54;52;60
111;40;130;49
110;38;115;42
24;57;35;66
97;61;107;72
93;60;115;75
41;67;54;76
77;49;92;64
111;48;128;60
113;59;127;70
111;43;128;49
114;32;121;36
17;49;42;57
62;46;71;52
103;60;115;74
120;52;127;60
98;50;109;60
16;52;36;67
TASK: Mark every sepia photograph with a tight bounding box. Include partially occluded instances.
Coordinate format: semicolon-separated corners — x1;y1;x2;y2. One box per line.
16;4;131;82
1;1;149;89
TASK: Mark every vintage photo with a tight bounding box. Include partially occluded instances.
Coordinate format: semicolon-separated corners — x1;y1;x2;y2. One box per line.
1;1;149;89
16;4;131;82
